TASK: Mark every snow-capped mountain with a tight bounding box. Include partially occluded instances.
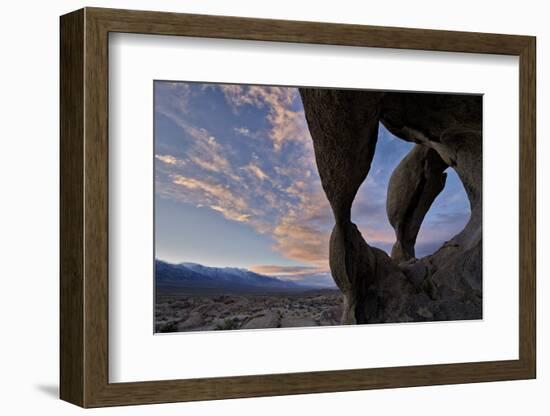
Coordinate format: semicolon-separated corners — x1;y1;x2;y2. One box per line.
155;260;324;293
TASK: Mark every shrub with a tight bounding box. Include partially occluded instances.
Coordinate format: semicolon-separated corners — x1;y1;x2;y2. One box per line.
216;318;238;330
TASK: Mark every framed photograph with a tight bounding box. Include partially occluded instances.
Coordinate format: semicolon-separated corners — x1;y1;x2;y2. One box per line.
60;7;536;408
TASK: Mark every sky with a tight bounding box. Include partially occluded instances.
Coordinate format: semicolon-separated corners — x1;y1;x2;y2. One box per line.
154;81;471;286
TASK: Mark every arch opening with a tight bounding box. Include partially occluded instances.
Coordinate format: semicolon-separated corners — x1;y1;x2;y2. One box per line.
352;123;471;259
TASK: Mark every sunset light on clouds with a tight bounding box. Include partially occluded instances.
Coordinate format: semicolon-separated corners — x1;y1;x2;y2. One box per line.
154;81;471;285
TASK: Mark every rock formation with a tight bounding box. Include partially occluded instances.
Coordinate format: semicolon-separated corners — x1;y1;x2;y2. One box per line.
299;89;482;324
386;145;448;263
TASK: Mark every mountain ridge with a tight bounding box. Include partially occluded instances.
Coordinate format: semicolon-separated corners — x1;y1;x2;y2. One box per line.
155;260;334;293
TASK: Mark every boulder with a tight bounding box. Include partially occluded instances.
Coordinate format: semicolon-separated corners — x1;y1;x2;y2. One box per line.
241;312;279;329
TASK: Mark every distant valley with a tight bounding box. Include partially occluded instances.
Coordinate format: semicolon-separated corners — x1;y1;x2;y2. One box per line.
155;260;342;332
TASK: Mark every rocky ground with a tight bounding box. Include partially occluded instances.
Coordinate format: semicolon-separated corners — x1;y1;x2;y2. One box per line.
155;289;344;333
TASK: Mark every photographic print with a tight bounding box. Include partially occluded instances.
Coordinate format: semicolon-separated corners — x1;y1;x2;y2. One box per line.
154;81;482;333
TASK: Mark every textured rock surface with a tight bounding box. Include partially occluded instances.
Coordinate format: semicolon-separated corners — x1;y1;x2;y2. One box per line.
155;290;344;332
241;312;279;329
387;145;448;262
300;89;383;222
299;88;482;324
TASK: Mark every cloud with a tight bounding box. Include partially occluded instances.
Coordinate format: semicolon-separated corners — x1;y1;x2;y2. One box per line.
218;84;268;108
155;84;332;268
219;84;310;150
209;205;251;223
171;175;252;222
250;264;324;276
155;82;191;115
166;164;331;269
248;154;332;269
233;126;251;136
172;175;226;196
155;86;241;182
156;82;471;274
189;155;227;175
271;220;330;268
242;163;269;181
155;154;185;166
182;129;232;173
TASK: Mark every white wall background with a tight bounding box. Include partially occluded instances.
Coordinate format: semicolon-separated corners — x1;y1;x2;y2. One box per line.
0;0;546;414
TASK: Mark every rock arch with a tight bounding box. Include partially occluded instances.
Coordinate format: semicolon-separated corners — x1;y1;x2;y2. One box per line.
299;88;482;323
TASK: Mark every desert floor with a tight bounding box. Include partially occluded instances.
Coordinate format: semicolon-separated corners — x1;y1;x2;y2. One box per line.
155;289;344;333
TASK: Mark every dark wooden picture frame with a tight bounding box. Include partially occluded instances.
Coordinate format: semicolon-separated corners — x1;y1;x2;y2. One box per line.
60;7;536;408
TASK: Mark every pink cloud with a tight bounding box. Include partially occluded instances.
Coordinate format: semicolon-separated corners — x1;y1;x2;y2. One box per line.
219;85;310;150
249;264;326;276
155;154;185;166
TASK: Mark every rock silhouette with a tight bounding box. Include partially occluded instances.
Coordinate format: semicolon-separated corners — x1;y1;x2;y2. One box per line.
299;89;482;324
387;145;448;263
